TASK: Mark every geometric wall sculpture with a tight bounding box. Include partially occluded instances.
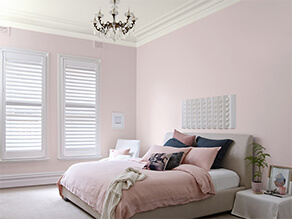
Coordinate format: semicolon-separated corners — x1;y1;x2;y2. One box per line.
182;94;236;129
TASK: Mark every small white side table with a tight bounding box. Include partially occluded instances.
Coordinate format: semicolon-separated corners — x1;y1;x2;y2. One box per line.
231;189;292;219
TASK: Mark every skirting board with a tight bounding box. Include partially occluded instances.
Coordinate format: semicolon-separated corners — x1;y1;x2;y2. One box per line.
0;171;64;188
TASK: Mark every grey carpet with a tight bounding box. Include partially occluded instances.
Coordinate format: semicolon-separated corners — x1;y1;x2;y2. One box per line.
0;185;93;219
0;185;237;219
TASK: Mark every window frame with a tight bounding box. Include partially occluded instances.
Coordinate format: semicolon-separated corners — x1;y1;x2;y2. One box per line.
58;54;101;160
0;47;49;161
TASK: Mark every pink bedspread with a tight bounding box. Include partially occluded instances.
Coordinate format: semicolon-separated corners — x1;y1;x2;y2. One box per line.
57;159;215;219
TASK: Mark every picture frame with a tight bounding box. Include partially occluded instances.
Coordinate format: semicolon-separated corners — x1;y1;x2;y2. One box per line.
268;165;292;194
112;112;125;129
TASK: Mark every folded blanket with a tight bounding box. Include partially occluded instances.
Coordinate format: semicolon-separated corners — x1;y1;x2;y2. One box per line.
101;167;147;219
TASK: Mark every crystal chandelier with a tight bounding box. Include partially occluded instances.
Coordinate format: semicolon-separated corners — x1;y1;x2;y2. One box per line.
92;0;138;41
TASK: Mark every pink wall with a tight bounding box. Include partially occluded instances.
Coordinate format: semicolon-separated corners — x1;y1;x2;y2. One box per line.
0;28;137;175
0;0;291;183
136;0;292;182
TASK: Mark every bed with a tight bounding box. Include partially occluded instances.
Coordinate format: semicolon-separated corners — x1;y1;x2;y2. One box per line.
59;132;253;218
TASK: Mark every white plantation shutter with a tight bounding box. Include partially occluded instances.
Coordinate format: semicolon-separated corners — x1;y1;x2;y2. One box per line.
0;49;48;160
59;55;100;158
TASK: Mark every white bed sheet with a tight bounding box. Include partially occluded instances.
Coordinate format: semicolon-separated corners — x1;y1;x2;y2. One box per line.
209;168;240;191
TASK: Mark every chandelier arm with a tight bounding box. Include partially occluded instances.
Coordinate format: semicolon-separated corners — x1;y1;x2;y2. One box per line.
114;16;129;32
119;21;128;29
102;19;113;34
93;23;102;33
119;15;131;34
122;20;136;34
98;17;104;27
125;15;131;25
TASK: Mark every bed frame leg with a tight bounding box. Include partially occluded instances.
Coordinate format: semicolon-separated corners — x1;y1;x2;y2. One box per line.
64;197;70;202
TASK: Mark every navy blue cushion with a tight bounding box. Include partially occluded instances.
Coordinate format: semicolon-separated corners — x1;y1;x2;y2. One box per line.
164;138;188;148
196;136;234;169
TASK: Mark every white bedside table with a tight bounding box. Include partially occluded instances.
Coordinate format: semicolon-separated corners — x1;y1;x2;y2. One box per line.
231;189;292;219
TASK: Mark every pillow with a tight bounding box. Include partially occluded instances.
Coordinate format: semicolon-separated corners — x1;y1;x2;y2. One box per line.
196;136;234;169
109;148;130;158
173;129;196;146
108;155;131;161
143;153;171;171
164;138;189;148
165;152;184;170
182;147;221;171
141;145;191;162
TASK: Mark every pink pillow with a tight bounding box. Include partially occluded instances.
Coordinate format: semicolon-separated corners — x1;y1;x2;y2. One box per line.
173;129;196;146
109;148;130;158
183;147;221;171
141;145;191;162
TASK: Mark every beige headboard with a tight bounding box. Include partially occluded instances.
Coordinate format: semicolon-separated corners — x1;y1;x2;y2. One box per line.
164;132;253;189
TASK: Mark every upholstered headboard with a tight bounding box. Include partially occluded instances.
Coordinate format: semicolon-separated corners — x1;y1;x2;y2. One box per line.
164;132;253;189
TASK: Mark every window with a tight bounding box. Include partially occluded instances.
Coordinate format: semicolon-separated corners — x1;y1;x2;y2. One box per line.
58;55;100;159
0;48;48;161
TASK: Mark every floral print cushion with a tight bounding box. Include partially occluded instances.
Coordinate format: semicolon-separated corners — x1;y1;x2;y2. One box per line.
143;153;171;171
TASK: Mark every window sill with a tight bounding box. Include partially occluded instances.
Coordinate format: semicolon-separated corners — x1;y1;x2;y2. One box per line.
0;157;50;162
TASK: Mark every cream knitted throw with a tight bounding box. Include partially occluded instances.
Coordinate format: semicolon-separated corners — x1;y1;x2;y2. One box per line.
101;167;146;219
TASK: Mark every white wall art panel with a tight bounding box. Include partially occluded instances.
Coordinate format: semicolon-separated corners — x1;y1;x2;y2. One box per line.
182;100;188;129
182;95;236;129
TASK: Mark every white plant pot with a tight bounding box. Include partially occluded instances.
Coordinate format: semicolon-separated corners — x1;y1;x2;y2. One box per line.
252;181;263;194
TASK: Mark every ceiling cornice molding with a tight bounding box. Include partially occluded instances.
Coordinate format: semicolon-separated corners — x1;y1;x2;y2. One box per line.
135;0;241;47
0;0;240;48
0;8;137;47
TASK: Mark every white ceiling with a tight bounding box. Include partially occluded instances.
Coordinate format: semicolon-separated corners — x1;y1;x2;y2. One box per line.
0;0;240;47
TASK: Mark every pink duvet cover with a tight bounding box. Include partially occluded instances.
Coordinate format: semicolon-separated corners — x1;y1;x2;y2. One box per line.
57;159;215;219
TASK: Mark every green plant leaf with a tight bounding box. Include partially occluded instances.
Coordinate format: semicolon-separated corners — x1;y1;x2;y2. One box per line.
245;142;271;181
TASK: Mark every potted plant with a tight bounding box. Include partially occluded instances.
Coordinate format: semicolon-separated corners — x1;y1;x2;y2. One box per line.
245;143;271;194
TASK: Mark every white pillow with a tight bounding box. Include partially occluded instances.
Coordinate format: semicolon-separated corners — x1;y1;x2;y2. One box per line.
108;155;132;161
109;148;130;158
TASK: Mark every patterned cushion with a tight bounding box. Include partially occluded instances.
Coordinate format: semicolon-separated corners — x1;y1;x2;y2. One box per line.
165;152;185;170
143;153;171;171
141;145;191;162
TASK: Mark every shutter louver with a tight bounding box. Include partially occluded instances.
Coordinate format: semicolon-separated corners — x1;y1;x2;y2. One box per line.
60;57;100;158
1;49;47;160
